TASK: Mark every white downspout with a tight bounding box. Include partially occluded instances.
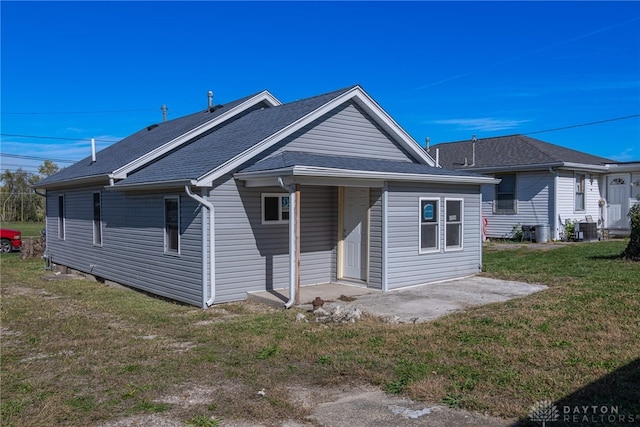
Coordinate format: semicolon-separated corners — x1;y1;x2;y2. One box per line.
479;189;483;271
549;167;559;240
381;182;388;292
185;185;215;307
278;177;297;308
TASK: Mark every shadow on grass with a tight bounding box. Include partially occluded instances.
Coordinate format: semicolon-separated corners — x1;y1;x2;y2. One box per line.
587;254;625;261
512;358;640;426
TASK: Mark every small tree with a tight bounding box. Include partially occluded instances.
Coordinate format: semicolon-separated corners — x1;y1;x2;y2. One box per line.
621;197;640;261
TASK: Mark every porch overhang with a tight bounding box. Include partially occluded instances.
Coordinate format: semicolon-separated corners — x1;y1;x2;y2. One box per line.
234;165;500;187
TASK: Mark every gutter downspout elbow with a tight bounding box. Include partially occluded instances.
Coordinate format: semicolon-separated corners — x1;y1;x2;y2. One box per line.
278;177;297;309
185;185;216;307
34;189;46;197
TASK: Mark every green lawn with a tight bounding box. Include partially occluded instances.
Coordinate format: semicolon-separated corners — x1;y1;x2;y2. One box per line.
1;241;638;426
0;221;45;238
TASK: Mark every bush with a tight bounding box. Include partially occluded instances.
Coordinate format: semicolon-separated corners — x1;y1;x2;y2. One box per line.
621;198;640;261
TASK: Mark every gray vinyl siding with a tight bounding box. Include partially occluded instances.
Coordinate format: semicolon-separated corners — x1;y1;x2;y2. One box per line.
368;187;383;289
386;183;481;289
211;177;337;303
269;102;415;162
45;187;203;306
481;171;554;238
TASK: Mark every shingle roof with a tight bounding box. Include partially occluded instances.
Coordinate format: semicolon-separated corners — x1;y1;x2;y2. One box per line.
114;86;357;186
36;91;269;186
431;135;614;170
239;151;484;178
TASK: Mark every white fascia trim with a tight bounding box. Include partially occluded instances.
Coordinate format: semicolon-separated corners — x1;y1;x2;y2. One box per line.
464;162;609;174
605;162;640;172
560;162;610;173
195;86;433;187
106;179;197;191
235;166;500;185
111;91;281;180
458;162;564;173
33;174;110;190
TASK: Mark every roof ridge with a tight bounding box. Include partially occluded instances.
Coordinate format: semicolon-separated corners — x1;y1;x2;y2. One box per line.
279;85;358;106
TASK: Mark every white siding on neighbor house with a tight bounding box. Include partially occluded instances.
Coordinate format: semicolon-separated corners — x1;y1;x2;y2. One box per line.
386;183;481;290
481;171;554;238
211;177;337;303
45;187;203;306
557;171;602;227
632;173;640;201
269;102;415;162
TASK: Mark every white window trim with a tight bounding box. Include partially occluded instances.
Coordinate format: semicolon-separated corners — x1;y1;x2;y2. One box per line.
574;172;586;213
419;197;440;254
93;192;103;247
164;196;181;255
58;194;65;240
494;173;517;215
445;198;464;252
261;193;290;225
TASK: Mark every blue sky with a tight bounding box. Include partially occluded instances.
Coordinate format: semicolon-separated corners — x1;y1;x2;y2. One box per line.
2;1;639;175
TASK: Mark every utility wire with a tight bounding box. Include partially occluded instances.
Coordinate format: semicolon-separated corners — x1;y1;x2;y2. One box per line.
523;114;640;136
3;114;639;146
0;133;118;143
1;153;76;163
1;108;156;115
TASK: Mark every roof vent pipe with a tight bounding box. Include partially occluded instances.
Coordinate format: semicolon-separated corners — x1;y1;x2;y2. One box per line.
161;104;167;122
472;141;476;166
425;137;430;152
208;91;213;111
91;138;96;163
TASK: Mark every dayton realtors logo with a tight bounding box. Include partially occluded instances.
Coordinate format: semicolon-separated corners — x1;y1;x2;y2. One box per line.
529;401;560;427
529;401;638;425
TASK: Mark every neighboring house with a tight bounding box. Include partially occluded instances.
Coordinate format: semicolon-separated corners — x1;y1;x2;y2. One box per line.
35;85;497;308
432;135;640;241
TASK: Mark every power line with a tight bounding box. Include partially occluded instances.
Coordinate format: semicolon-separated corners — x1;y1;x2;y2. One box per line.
1;108;156;115
523;114;640;136
0;133;119;143
0;153;76;163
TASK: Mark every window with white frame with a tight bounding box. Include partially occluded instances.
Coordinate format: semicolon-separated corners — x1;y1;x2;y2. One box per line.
419;198;439;252
164;196;180;254
494;173;516;214
58;195;65;240
262;193;290;224
575;173;585;211
93;192;102;246
445;199;463;250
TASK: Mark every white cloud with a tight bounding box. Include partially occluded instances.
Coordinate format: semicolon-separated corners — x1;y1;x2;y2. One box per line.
608;147;637;162
432;118;530;132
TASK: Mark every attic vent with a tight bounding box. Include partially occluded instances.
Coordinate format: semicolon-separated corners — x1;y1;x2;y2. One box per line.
147;124;159;131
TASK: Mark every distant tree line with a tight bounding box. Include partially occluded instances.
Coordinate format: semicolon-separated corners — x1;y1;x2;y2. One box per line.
0;160;59;222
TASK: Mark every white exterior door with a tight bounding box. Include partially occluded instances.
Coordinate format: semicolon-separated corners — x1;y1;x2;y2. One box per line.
607;174;630;229
343;187;368;281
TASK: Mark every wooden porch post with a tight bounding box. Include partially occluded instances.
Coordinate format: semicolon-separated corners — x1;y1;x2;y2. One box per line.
295;184;301;305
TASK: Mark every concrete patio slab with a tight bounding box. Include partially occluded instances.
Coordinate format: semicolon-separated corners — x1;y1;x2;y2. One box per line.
248;276;547;323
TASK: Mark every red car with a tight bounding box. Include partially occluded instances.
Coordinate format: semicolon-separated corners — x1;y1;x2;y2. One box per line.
0;228;22;253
